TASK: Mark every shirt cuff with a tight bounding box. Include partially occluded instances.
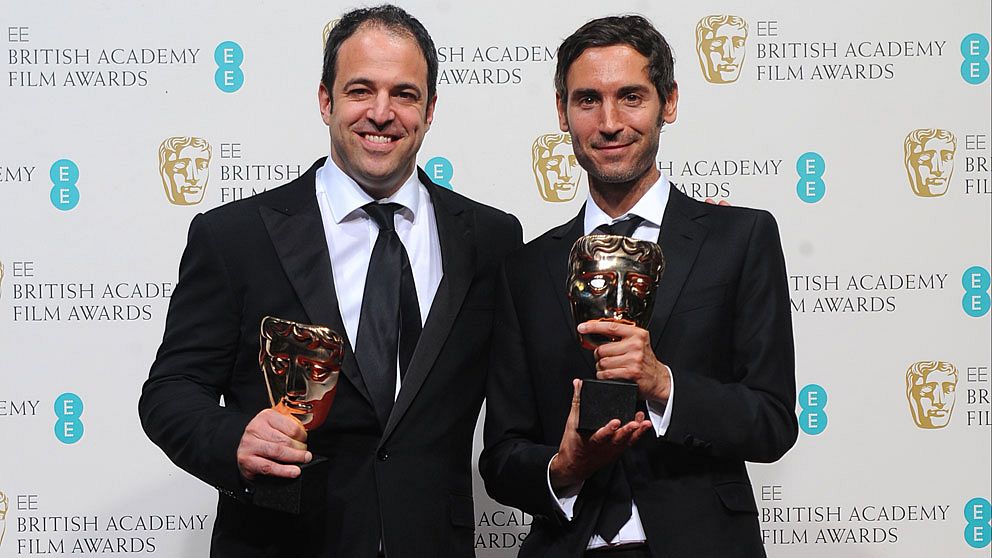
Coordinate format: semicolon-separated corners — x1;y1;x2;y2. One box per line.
546;453;583;520
646;367;674;437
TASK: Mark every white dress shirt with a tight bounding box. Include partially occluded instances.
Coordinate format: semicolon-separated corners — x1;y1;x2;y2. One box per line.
547;173;677;549
314;158;443;397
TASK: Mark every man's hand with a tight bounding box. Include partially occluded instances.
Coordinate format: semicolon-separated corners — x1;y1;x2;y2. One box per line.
237;409;312;481
579;320;672;402
549;379;653;490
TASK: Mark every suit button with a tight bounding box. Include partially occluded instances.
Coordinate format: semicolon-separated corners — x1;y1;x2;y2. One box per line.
377;448;389;461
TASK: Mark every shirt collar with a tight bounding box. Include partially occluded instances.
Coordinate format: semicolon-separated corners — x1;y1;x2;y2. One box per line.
583;171;670;235
316;157;422;224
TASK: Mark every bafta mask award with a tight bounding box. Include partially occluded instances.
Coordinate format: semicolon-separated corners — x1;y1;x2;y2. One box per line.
567;235;665;432
252;316;344;514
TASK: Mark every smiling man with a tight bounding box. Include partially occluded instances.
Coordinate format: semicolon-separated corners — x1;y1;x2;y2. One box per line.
480;15;797;558
139;5;521;557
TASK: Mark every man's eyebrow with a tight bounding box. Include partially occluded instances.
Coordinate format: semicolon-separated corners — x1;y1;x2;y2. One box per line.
617;85;651;96
569;88;600;99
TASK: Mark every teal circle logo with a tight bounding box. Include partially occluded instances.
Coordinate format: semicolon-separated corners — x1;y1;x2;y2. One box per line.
962;266;991;317
215;41;244;92
49;159;80;211
964;497;991;548
798;383;827;435
426;156;453;190
54;392;84;444
796;152;825;203
961;34;990;85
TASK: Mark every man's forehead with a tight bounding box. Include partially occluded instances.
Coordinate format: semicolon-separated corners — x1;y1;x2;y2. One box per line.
566;44;652;90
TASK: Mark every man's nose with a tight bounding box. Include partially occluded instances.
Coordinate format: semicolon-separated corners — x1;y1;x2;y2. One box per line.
367;93;395;126
599;102;623;136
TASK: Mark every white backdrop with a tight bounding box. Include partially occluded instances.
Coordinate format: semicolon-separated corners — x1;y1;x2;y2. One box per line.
1;1;989;556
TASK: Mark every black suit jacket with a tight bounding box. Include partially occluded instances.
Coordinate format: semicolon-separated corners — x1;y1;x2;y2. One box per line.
139;158;522;558
479;186;797;558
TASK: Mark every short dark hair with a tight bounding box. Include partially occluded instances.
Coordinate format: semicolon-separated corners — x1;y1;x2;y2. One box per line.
321;5;438;107
554;15;675;103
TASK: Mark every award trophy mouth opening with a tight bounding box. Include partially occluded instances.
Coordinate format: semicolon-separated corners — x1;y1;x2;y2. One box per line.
567;234;664;432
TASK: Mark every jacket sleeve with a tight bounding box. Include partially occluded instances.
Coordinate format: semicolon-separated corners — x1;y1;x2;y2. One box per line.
661;211;798;463
479;261;563;521
138;213;253;497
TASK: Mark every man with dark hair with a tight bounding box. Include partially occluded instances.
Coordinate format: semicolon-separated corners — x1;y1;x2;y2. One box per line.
480;15;797;557
140;5;521;557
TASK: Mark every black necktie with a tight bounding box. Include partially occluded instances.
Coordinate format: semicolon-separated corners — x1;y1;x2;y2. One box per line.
354;202;422;424
590;214;643;541
594;462;633;542
596;214;645;237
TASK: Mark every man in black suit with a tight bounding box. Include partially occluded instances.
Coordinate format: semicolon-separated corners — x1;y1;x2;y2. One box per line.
480;15;797;558
139;6;521;557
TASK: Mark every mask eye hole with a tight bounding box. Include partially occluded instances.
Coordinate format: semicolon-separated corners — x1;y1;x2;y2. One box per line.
589;277;608;291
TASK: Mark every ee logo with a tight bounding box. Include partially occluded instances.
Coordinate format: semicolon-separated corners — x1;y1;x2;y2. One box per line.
964;497;991;548
54;392;84;444
961;33;990;85
796;152;825;203
962;266;990;317
426;156;453;190
50;159;80;211
798;384;827;435
215;41;244;93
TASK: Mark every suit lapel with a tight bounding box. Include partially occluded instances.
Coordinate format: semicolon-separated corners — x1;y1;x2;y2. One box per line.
648;185;709;349
259;161;373;407
382;171;476;440
544;207;597;375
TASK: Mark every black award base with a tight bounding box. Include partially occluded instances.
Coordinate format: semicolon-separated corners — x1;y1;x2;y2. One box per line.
578;379;638;433
252;456;329;514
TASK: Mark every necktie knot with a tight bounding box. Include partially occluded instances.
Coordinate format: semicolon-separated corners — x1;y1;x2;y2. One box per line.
597;214;645;238
363;202;403;232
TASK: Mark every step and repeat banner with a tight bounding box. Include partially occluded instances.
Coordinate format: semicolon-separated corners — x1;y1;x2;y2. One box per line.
1;0;989;556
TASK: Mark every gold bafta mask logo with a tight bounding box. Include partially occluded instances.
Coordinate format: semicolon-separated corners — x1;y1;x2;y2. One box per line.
906;361;958;429
0;261;4;298
904;129;957;197
322;19;341;49
696;15;749;84
0;489;7;546
532;133;582;202
158;136;212;206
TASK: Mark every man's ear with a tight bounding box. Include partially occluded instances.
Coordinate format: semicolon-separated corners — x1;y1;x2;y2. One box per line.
557;92;569;132
661;82;679;125
318;82;333;125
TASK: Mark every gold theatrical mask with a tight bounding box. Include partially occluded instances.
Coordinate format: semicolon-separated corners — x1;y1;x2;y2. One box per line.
158;136;212;206
533;133;582;202
695;15;748;84
904;129;957;197
906;361;958;429
259;316;344;431
568;235;665;349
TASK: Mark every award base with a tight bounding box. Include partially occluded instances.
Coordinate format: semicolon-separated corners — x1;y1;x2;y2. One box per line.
252;455;329;514
578;379;638;433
